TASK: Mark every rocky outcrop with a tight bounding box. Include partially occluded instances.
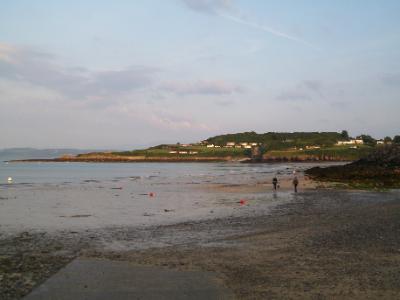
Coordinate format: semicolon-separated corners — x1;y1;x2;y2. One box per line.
305;145;400;187
262;155;350;162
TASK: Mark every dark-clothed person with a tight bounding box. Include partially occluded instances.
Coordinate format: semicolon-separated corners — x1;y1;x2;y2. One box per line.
272;177;278;191
293;176;299;193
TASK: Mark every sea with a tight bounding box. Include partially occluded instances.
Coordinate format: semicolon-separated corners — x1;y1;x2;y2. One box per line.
0;149;311;234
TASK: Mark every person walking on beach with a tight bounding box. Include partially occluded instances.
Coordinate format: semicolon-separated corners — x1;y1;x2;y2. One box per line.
272;176;278;191
293;176;299;193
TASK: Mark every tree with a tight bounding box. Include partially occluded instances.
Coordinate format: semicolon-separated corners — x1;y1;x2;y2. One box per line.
243;148;252;157
393;135;400;144
340;130;349;140
359;134;376;146
384;136;392;144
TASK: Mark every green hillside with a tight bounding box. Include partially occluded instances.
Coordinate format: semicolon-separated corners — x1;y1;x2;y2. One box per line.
68;130;393;162
206;131;345;150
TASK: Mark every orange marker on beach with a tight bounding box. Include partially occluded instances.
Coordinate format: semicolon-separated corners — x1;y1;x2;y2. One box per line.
149;192;155;197
239;199;246;205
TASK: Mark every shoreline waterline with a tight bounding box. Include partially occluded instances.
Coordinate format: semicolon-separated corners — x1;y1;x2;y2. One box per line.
0;162;327;234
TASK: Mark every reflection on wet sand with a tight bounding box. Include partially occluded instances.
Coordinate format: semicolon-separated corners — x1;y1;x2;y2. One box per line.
0;162;327;233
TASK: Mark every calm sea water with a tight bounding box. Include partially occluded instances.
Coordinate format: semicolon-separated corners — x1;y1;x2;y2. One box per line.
0;155;322;233
0;161;300;185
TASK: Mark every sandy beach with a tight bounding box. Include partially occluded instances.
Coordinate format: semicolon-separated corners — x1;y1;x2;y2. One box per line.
1;163;400;299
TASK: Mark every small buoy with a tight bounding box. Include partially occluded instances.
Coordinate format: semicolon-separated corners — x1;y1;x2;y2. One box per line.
239;199;246;205
7;177;13;183
149;192;155;197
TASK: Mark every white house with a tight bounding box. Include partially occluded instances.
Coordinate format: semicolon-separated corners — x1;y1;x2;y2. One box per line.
226;142;235;147
207;144;215;148
377;140;384;145
169;151;177;154
244;145;252;149
336;141;351;145
336;139;364;146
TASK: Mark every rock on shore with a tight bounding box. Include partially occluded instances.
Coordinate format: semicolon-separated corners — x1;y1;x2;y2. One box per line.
305;145;400;188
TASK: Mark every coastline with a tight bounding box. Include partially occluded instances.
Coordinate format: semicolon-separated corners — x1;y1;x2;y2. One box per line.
7;157;353;163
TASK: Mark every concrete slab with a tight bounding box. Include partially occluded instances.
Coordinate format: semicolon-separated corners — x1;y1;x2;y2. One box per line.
24;258;234;300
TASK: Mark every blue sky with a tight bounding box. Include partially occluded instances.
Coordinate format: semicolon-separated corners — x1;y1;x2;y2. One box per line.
0;0;399;148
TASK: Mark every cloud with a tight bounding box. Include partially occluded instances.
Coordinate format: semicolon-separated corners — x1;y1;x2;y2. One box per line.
181;1;317;49
181;0;233;13
0;43;158;103
276;80;324;102
217;13;318;49
302;80;323;93
149;111;213;131
381;73;400;86
330;101;349;110
0;43;243;106
215;98;236;106
160;79;244;96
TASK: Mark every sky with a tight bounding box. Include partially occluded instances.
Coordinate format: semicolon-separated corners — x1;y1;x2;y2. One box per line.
0;0;399;149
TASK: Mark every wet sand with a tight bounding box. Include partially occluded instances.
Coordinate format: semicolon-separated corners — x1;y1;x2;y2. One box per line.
0;162;324;234
205;170;319;193
90;189;400;299
2;188;400;299
1;163;400;299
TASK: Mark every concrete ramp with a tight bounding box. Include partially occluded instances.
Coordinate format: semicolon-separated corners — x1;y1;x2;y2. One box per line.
24;258;233;300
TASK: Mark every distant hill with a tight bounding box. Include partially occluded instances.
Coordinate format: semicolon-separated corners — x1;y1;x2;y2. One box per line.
0;148;99;161
205;131;344;150
6;131;383;163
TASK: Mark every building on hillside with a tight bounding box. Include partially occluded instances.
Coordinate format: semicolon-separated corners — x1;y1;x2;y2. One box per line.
306;145;321;149
179;151;188;154
189;151;198;154
336;139;364;146
235;145;242;148
215;145;221;148
226;142;235;147
169;151;177;154
377;140;384;145
207;144;215;148
244;145;252;149
250;143;258;146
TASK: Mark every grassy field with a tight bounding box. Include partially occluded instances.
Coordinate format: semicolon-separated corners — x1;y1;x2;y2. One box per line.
80;145;375;161
265;145;374;161
113;146;247;158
